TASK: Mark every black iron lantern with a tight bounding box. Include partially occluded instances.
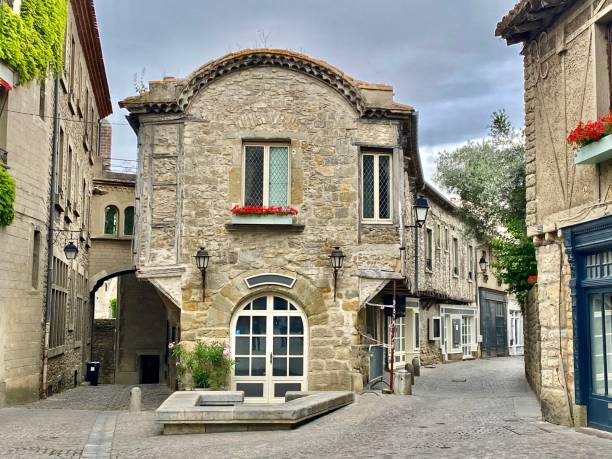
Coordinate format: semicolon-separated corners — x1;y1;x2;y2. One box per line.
479;254;488;274
194;247;210;299
64;241;78;260
329;246;345;300
414;196;430;228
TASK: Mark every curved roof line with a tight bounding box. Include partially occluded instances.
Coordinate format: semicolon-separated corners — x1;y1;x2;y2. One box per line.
177;48;366;114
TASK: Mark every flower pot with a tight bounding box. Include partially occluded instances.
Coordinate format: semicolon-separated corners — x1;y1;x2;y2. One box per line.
575;134;612;165
231;214;293;225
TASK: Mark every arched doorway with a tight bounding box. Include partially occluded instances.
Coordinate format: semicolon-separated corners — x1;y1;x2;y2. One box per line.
230;295;308;403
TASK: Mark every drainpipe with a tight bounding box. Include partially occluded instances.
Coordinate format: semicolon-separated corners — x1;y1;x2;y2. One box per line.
41;74;61;398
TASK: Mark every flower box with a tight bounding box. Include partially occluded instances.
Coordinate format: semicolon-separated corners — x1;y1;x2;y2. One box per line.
575;134;612;165
231;214;293;225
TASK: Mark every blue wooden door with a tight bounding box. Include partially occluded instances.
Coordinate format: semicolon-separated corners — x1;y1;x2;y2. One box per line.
586;289;612;431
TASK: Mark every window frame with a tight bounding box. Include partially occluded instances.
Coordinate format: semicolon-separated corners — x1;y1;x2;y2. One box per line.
468;244;474;281
361;151;393;224
241;143;291;207
452;237;459;277
123;206;135;236
104;205;119;236
425;227;433;271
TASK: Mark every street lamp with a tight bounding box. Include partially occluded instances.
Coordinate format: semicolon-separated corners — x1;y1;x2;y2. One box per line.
194;247;210;300
479;253;489;281
329;246;345;301
64;241;78;260
414;196;430;228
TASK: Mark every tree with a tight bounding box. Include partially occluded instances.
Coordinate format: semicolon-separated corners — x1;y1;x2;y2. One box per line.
435;111;536;307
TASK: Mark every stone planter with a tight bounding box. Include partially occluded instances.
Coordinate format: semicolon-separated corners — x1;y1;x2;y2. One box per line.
575;134;612;164
231;214;293;225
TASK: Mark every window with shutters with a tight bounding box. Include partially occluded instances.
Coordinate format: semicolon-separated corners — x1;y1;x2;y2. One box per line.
243;144;290;207
361;151;392;223
50;257;68;349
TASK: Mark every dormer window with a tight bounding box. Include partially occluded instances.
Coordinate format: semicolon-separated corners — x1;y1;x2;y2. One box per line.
361;151;392;223
243;144;290;206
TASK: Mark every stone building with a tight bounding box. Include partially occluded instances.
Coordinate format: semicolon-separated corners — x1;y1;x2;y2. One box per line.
120;49;425;401
498;0;612;431
0;0;112;404
88;151;180;387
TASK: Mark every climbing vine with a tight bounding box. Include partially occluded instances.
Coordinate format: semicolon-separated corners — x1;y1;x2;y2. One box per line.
0;164;15;226
0;0;68;83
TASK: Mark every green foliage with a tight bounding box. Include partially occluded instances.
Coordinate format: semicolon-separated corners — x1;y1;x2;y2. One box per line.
435;110;537;307
0;0;68;84
109;297;117;319
490;222;537;309
0;165;15;226
171;341;234;390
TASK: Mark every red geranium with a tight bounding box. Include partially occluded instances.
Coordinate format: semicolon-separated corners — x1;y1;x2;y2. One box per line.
567;112;612;147
231;205;298;216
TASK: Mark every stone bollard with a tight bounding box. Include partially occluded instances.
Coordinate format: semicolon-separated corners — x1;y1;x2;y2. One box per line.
412;357;420;377
129;387;142;412
394;369;412;395
404;363;415;385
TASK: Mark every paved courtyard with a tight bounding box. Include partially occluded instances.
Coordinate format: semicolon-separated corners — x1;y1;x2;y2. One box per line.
0;357;610;458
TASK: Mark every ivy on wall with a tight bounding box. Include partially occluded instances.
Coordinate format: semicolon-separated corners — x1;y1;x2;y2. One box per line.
0;0;68;83
0;165;15;226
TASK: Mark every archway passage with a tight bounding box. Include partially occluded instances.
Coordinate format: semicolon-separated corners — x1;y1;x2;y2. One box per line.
231;295;308;403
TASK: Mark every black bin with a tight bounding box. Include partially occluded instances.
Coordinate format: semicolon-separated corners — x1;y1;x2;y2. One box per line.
86;361;100;386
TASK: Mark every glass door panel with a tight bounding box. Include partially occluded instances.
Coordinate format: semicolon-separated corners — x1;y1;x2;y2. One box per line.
461;316;472;357
451;317;461;351
589;293;605;395
605;294;612;394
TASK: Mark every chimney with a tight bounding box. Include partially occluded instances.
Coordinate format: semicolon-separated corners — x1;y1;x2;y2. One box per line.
99;119;112;170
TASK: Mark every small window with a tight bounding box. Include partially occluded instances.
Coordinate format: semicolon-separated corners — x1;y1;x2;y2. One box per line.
57;128;64;195
104;206;118;235
452;237;459;276
429;316;441;340
67;145;73;202
124;207;135;235
425;228;433;271
445;227;449;251
243;144;289;206
31;230;41;288
468;245;474;280
362;151;392;222
436;224;441;249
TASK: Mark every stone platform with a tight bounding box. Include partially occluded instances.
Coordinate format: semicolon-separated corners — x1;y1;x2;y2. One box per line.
156;390;354;434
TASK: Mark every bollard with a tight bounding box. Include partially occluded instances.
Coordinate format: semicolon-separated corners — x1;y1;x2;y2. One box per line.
129;387;142;412
412;357;420;377
404;362;415;385
394;369;412;395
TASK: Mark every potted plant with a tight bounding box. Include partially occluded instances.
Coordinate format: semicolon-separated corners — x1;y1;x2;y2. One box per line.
568;112;612;164
169;341;234;390
230;205;298;225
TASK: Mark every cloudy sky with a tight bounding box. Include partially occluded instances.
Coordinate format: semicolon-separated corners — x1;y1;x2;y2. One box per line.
95;0;523;181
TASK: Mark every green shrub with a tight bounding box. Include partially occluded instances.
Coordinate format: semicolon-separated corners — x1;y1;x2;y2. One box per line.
170;341;234;389
109;297;117;319
0;165;15;226
0;0;68;83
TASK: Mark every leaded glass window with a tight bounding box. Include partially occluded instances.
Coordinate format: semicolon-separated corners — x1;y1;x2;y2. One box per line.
243;144;289;206
104;206;118;235
124;207;135;236
585;250;612;279
361;152;392;222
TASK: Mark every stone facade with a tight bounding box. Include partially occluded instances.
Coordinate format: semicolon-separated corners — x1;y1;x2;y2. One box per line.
498;0;612;428
0;0;112;404
120;49;422;395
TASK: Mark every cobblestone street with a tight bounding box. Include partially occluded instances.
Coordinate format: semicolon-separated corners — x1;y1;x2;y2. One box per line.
1;357;611;458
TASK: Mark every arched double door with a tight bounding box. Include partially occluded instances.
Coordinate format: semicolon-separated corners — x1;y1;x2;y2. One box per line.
230;295;308;403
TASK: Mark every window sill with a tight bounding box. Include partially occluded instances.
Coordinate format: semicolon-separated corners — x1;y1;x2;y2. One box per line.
225;223;305;233
231;214;294;225
48;346;65;358
361;221;396;227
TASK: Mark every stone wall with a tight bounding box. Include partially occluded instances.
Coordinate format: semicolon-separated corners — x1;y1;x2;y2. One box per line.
92;319;116;384
124;54;420;393
524;285;541;397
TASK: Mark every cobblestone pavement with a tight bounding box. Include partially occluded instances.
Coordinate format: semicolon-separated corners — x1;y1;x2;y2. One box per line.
1;358;611;458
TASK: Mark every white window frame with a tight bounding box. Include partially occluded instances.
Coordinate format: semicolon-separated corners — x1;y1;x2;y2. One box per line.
429;316;441;341
414;311;420;351
241;143;291;207
361;151;393;224
393;316;406;365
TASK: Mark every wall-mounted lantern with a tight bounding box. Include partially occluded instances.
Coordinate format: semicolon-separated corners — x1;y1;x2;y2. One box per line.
413;196;430;228
64;241;78;261
479;252;488;281
194;247;210;300
329;246;345;301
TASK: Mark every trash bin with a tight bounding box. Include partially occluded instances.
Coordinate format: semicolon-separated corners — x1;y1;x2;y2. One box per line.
394;369;412;395
86;361;100;386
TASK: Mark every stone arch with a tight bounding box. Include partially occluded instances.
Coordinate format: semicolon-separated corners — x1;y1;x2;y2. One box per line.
89;266;135;294
178;49;365;115
207;269;328;328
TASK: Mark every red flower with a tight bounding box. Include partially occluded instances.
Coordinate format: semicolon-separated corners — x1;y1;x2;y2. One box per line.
567;112;612;147
527;275;537;285
231;205;298;216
